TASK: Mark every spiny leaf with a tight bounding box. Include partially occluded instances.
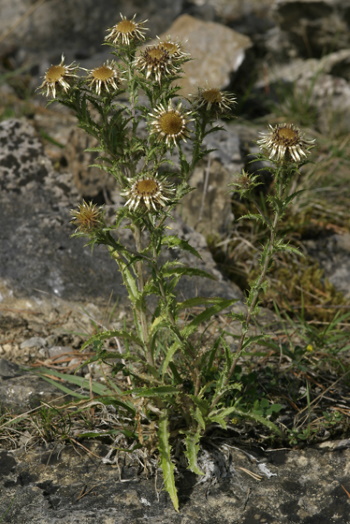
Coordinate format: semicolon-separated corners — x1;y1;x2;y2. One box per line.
184;431;204;476
158;416;179;511
161;236;202;259
131;385;179;398
34;369;135;413
238;213;268;224
208;404;242;429
162;263;216;281
177;296;237;311
161;339;182;376
181;299;236;338
227;407;284;437
81;329;143;351
283;188;306;206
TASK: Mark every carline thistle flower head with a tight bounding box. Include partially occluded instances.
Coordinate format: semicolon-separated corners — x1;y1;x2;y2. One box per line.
134;44;180;83
84;60;122;96
156;36;190;61
121;176;175;212
105;13;148;46
257;123;315;163
38;55;78;98
149;102;193;147
192;87;236;115
71;201;103;234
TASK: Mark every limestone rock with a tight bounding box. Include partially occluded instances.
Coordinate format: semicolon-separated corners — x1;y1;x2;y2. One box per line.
185;0;276;24
1;0;183;60
255;49;350;132
305;233;350;299
0;118;122;303
0;428;349;523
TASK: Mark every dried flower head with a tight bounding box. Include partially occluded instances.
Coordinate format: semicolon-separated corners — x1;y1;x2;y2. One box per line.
71;201;103;234
156;36;189;60
257;123;315;163
134;44;181;83
39;55;78;98
105;14;148;46
85;60;122;96
192;87;236;115
230;170;263;199
121;176;174;212
149;102;193;147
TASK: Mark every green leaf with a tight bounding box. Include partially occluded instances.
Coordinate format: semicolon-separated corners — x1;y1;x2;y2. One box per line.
36;376;87;400
34;369;136;413
121;263;141;304
274;240;303;256
161;236;202;259
200;333;222;374
131;385;179;398
193;406;206;430
238;213;268;225
35;368;110;395
208;405;243;429
283;188;306;206
181;299;236;338
162;263;216;281
149;314;167;335
177;296;237;311
161;339;182;376
184;431;204;475
228;407;284;437
158;416;179;511
241;334;267;350
81;329;143;351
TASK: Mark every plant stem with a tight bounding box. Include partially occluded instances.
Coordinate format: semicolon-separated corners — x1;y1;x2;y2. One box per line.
210;172;285;408
133;224;154;367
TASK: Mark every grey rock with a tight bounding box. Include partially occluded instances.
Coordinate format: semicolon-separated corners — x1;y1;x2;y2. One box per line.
305;233;350;298
0;433;349;523
0;373;62;412
1;0;183;62
0;358;21;378
186;0;275;24
0;118;125;302
20;337;47;350
255;50;350;132
39;345;73;359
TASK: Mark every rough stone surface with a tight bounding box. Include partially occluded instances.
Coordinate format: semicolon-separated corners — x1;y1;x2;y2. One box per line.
305;233;350;299
0;435;349;523
0;371;59;412
186;0;276;23
0;118;124;303
1;0;183;60
255;49;350;132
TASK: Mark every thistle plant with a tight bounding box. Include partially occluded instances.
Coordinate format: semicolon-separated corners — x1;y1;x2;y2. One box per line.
39;14;315;511
227;123;315;395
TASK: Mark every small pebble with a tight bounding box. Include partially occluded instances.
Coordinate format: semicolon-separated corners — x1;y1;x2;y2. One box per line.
20;337;47;349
